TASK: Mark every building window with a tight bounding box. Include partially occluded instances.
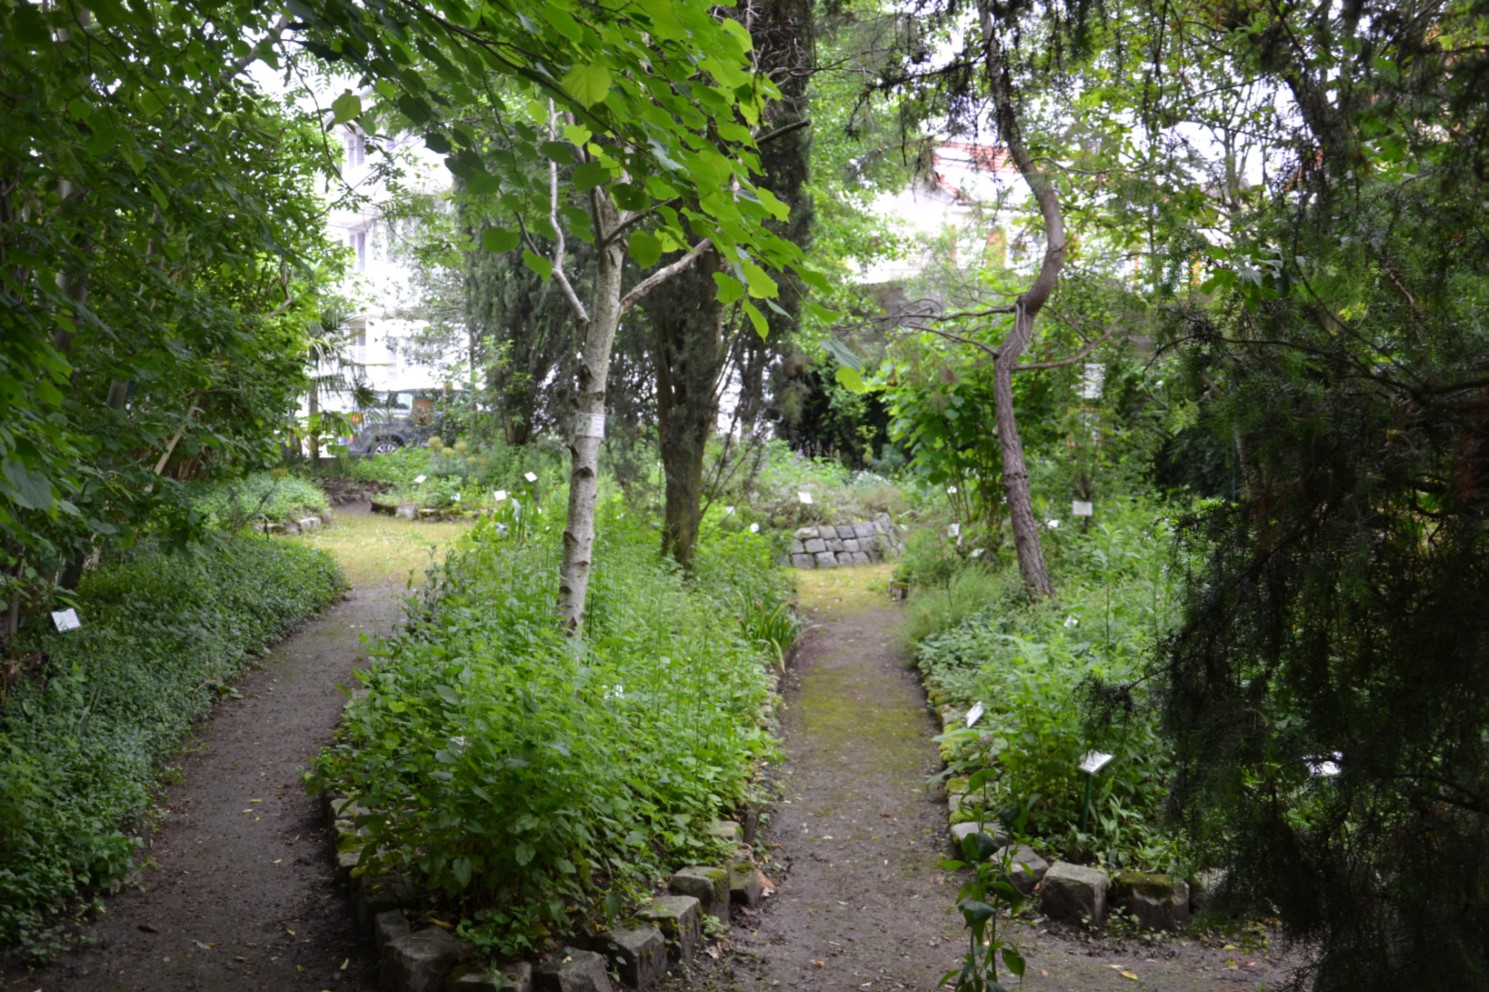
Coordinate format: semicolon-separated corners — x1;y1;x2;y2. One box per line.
350;229;367;271
344;131;365;168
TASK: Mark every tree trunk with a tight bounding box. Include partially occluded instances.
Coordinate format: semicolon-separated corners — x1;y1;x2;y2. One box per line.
557;233;624;631
981;4;1064;599
652;252;728;572
994;306;1053;596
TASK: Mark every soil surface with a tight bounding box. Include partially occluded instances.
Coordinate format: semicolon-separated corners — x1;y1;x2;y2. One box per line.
669;565;1309;992
6;503;460;992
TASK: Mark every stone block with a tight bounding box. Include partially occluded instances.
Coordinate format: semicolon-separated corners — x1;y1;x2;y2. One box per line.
586;926;666;990
815;551;839;568
671;866;730;921
842;539;860;553
298;516;322;531
535;949;614;992
853;522;876;539
381;927;461;992
706;820;742;844
793;526;817;540
1039;861;1109;927
373;909;411;950
447;961;532;991
1111;871;1190;931
851;552;871;565
790;554;815;569
949;821;1010;850
356;872;421;932
827;539;845;553
803;538;827;554
636;895;701;964
395;503;418;520
729;859;765;908
995;844;1049;895
1187;868;1227;914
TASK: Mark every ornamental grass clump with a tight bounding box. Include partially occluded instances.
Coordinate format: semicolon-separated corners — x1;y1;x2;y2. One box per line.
312;496;791;959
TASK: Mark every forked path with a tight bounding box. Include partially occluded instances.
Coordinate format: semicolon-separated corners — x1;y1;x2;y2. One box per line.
677;565;966;991
8;504;462;992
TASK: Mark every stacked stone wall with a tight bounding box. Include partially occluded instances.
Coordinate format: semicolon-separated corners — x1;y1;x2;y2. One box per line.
786;513;904;569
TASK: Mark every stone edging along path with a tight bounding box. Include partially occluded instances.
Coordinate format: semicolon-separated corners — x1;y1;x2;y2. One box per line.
783;514;905;570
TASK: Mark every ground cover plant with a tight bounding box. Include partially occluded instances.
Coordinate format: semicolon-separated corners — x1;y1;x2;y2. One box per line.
903;495;1185;874
0;536;342;963
311;496;793;959
190;471;331;530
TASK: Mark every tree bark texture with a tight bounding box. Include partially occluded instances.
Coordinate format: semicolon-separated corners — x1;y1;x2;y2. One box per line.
557;231;624;631
650;251;728;572
981;5;1062;598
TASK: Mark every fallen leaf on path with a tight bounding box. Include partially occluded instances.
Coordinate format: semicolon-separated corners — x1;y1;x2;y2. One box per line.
812;961;824;968
341;959;350;970
138;924;159;934
1120;971;1139;980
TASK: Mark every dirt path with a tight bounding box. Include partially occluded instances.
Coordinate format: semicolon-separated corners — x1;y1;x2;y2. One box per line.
673;566;1306;992
674;565;967;992
7;504;463;992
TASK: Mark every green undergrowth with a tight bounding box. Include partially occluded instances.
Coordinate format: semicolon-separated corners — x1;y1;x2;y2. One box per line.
902;495;1187;873
191;470;330;528
311;496;794;960
0;536;343;963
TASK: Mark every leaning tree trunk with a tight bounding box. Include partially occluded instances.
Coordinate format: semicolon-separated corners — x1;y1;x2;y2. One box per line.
982;3;1063;599
557;227;624;632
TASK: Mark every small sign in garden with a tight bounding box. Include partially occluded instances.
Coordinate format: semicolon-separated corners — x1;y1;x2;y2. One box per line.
1072;500;1093;517
966;701;984;727
50;608;81;632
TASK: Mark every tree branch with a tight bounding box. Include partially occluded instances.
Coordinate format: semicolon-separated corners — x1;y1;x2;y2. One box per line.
1015;319;1121;371
619;239;712;311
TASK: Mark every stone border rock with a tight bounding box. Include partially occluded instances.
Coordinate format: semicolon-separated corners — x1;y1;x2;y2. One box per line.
928;694;1192;933
324;797;766;991
784;513;904;569
257;508;334;535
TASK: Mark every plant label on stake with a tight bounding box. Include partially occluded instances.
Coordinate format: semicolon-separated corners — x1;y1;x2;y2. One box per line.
524;472;538;483
965;701;985;727
1079;750;1114;774
414;475;427;484
1072;500;1093;517
797;491;813;505
51;608;81;632
494;490;507;502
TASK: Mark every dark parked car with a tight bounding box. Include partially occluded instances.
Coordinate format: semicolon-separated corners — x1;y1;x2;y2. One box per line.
346;388;460;455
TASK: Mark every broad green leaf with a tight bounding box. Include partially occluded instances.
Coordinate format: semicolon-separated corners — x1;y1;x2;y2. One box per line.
563;123;592;146
561;63;612;109
712;272;745;305
627;231;662;269
540;140;576;164
1;458;51;511
742;300;768;338
331;90;362;125
834;365;867;393
721;17;754;51
743;262;777;299
482;228;520;253
573;161;610;192
522;250;554;280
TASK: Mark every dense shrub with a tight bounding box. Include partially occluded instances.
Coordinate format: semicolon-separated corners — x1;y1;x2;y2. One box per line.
191;471;330;528
909;497;1185;871
0;537;343;962
312;497;791;958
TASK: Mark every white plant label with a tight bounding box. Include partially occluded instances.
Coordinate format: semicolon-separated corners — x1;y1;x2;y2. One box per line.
50;608;81;632
947;485;958;495
947;523;961;538
724;506;735;516
413;475;427;484
1072;500;1094;517
1079;750;1115;774
574;412;607;439
452;493;461;502
749;522;760;533
797;491;813;505
494;490;508;502
965;701;985;727
524;472;538;483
